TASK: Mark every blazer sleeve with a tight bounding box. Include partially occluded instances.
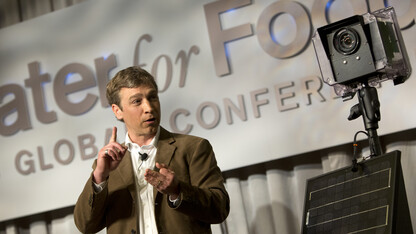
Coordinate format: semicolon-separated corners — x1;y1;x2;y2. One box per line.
73;162;108;233
171;138;230;224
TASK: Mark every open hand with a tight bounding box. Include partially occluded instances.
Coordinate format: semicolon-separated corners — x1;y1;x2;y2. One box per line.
144;162;179;199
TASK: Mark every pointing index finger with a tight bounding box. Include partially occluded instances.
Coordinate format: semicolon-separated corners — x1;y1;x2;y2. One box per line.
110;126;117;143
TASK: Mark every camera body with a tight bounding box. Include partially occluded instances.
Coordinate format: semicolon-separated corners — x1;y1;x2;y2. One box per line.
312;7;411;97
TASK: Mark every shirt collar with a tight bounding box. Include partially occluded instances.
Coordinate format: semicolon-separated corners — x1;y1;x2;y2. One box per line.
125;126;160;152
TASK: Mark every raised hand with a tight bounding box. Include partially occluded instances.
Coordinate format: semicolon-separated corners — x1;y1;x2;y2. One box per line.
93;127;127;183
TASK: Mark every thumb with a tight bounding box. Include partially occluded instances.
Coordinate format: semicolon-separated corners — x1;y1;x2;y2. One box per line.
109;126;117;143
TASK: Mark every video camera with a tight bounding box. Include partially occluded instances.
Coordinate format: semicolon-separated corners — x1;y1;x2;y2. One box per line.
312;7;411;98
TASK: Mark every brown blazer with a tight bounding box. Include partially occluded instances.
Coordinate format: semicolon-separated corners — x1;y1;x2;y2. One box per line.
74;127;230;234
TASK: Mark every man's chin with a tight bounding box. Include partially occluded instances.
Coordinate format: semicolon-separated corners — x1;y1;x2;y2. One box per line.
146;125;159;134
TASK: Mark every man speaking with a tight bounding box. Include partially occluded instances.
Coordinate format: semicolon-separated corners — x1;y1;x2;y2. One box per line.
74;66;230;234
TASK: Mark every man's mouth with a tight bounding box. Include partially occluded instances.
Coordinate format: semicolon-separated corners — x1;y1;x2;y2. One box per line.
145;118;156;123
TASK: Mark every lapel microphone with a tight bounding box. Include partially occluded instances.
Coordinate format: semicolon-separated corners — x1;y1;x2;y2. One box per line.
139;152;148;161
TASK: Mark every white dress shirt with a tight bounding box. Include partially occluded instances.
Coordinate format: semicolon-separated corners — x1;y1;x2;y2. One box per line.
125;128;160;234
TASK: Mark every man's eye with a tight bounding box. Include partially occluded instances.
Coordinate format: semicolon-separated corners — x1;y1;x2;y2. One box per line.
132;99;141;104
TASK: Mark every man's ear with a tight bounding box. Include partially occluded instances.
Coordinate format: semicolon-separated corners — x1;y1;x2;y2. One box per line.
112;104;123;121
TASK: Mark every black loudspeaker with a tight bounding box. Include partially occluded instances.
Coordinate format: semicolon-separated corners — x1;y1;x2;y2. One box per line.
302;150;413;233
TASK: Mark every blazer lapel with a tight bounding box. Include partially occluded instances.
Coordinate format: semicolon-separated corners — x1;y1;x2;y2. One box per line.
153;127;176;198
115;151;136;198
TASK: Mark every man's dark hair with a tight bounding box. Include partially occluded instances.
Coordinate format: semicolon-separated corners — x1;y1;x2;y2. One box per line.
106;66;158;109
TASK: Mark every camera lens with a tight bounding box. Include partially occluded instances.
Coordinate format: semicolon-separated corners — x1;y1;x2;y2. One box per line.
333;28;360;55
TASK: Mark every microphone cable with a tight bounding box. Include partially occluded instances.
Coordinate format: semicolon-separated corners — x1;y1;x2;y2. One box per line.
138;152;149;169
351;131;368;172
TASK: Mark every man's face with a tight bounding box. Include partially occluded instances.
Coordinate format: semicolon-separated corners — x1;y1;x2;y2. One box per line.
112;85;161;139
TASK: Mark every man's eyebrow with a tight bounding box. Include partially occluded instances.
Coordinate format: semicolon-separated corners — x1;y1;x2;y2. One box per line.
128;93;143;100
148;90;158;96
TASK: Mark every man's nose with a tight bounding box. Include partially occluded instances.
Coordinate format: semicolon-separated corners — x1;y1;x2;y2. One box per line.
142;99;153;112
